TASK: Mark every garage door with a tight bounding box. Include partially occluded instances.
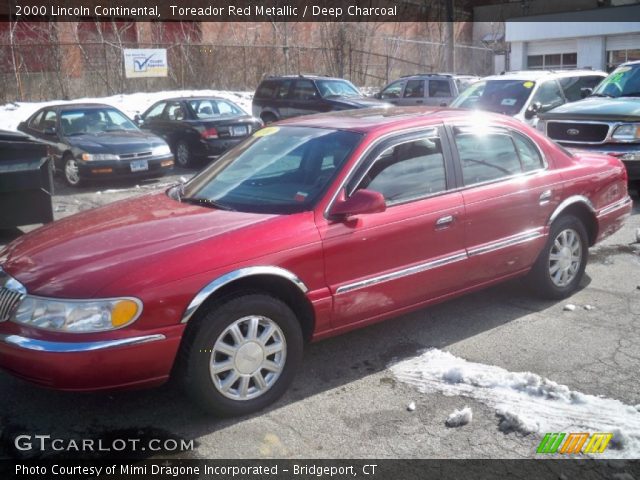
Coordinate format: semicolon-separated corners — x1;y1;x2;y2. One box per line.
527;39;578;56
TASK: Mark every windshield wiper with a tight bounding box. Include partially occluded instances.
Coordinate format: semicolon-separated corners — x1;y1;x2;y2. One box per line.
590;92;615;98
181;196;235;211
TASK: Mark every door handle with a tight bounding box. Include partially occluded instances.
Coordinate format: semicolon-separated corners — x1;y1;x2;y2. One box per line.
435;215;455;228
539;190;552;204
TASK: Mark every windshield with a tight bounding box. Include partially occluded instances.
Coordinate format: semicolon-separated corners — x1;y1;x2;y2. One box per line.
592;64;640;97
316;80;361;98
450;79;536;115
60;108;138;135
188;99;246;119
181;126;362;214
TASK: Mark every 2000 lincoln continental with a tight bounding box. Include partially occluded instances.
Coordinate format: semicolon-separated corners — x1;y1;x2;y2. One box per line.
0;108;632;416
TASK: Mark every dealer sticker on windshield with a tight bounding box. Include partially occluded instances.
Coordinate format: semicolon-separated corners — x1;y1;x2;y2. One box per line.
254;126;280;137
523;81;534;88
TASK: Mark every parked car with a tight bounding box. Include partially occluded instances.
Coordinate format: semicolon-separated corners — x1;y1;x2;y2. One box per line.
375;73;480;106
252;74;389;123
0;130;53;228
0;107;631;416
450;70;607;126
538;61;640;185
17;103;174;187
137;97;262;168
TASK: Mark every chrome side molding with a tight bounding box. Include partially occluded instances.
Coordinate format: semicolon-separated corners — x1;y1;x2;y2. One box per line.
548;195;595;225
181;266;309;324
0;333;166;353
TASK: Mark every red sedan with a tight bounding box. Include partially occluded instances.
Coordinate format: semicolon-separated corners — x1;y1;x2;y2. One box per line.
0;108;632;416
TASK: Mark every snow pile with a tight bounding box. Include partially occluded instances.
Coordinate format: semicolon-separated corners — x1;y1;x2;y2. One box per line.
390;349;640;458
445;406;472;427
0;90;253;132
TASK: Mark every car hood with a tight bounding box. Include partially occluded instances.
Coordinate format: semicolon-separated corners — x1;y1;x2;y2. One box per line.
327;96;390;108
66;130;167;154
541;97;640;122
0;192;314;298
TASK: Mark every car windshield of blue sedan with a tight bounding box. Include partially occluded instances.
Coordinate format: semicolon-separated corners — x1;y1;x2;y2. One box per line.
316;80;361;98
181;126;362;214
60;108;138;135
450;80;535;115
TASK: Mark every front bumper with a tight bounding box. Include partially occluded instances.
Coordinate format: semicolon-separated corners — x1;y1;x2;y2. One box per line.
563;143;640;181
77;154;175;180
0;326;183;390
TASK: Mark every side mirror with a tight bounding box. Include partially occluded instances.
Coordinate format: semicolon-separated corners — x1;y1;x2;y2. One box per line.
134;114;143;126
524;101;542;120
43;126;57;136
374;92;382;99
328;189;386;219
580;87;593;99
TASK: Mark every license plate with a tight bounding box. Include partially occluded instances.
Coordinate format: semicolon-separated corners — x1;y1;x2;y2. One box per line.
231;126;248;137
130;159;149;172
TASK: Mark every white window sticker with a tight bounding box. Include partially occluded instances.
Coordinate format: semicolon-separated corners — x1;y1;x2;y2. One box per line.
501;98;517;106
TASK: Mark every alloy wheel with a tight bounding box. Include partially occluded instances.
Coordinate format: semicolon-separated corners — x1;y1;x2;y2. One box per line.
549;228;582;287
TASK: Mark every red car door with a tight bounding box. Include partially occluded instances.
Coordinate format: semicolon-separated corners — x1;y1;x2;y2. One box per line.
448;124;564;284
315;127;469;329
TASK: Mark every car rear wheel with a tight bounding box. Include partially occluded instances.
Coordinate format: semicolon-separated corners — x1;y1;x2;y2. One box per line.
63;155;84;187
181;293;303;417
527;214;588;299
175;140;192;168
261;113;277;124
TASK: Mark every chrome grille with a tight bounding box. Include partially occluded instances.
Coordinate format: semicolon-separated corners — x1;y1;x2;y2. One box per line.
0;286;23;322
546;121;610;144
119;151;153;160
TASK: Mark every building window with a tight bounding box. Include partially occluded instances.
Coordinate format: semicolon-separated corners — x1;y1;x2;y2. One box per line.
607;49;640;72
527;53;577;70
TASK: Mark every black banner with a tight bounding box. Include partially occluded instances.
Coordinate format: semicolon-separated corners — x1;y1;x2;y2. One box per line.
3;459;640;480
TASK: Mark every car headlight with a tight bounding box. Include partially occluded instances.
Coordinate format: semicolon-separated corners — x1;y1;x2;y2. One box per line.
82;153;119;161
152;145;171;156
12;296;142;333
611;124;640;142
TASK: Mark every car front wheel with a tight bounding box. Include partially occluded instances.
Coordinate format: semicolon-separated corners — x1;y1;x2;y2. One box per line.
181;294;303;417
63;155;84;187
527;214;588;299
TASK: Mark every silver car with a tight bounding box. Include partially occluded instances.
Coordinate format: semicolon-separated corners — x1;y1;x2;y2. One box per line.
375;74;480;107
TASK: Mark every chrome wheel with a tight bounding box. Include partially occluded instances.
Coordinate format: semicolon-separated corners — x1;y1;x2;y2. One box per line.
64;158;80;185
210;315;286;401
549;228;582;287
176;142;190;167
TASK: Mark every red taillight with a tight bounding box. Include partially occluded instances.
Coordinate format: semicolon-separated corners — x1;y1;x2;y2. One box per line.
201;127;219;139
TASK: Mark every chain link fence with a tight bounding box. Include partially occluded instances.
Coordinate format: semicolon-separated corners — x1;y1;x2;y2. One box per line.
0;40;493;103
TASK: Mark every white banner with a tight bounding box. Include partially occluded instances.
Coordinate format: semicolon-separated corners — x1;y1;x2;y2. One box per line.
123;49;168;78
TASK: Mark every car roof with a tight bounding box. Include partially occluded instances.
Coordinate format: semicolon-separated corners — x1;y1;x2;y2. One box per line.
277;106;523;134
622;60;640;67
261;75;347;82
50;103;115;111
399;73;480;80
156;96;231;102
482;70;606;81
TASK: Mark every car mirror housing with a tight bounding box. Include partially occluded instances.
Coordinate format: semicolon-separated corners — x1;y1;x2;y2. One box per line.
525;101;542;119
134;114;143;126
580;87;593;98
329;189;386;219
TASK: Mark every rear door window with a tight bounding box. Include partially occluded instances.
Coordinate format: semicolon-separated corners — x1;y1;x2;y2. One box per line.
274;80;293;99
429;79;453;98
454;127;522;185
513;133;544;172
256;81;278;99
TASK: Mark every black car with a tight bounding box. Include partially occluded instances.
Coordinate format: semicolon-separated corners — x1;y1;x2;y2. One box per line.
252;75;390;124
18;103;174;187
137;97;262;167
539;60;640;185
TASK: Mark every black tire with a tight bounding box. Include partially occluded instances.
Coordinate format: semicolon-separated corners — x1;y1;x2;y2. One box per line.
62;154;84;187
261;112;278;124
175;140;192;168
527;214;588;299
180;293;303;417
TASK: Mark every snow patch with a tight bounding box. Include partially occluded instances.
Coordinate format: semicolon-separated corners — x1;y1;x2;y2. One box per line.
445;407;472;427
0;90;254;132
390;349;640;458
